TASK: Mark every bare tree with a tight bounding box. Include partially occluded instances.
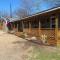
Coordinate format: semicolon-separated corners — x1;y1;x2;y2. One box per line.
0;10;9;18
15;8;29;18
14;0;33;18
21;0;33;14
15;0;60;18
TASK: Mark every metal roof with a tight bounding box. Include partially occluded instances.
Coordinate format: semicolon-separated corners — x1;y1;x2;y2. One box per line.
0;17;20;22
8;18;20;22
20;7;60;20
10;6;60;22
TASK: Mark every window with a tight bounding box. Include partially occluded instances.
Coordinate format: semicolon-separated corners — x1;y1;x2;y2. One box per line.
18;22;23;32
24;22;29;28
50;16;55;28
31;21;39;28
58;15;60;28
41;19;50;28
14;22;17;28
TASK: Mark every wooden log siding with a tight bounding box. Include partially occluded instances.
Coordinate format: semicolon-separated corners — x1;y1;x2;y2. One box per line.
21;16;56;45
23;28;56;45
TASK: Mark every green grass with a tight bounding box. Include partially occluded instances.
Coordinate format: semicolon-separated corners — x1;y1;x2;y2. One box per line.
19;34;25;39
27;46;60;60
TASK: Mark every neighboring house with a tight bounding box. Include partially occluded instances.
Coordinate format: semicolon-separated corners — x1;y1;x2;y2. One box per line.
0;17;12;32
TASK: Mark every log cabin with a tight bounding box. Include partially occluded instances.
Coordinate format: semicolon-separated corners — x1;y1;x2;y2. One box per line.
2;7;60;46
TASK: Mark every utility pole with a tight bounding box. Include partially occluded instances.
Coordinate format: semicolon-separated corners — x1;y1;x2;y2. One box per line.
10;3;12;18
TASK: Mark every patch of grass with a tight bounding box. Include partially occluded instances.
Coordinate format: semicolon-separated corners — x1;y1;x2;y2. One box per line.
27;46;60;60
19;34;25;39
19;32;29;39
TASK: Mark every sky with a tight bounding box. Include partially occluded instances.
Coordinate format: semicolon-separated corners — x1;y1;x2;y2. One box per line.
0;0;20;13
31;0;60;14
0;0;60;17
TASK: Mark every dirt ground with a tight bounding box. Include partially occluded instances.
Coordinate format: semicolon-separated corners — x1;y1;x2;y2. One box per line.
0;30;59;60
0;30;37;60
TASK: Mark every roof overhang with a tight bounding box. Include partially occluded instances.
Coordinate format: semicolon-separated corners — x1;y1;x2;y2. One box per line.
11;7;60;22
21;7;60;20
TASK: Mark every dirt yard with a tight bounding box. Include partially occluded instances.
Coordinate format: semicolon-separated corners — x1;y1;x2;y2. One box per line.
0;30;60;60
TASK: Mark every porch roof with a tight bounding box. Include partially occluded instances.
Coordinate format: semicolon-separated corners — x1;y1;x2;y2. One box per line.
11;7;60;22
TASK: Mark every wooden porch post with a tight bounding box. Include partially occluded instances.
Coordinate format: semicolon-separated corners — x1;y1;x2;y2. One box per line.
29;21;31;33
17;22;18;31
55;16;58;46
14;22;15;30
39;20;41;37
22;21;24;32
10;23;13;30
12;23;14;30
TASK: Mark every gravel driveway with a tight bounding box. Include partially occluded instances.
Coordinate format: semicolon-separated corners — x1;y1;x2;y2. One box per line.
0;30;33;60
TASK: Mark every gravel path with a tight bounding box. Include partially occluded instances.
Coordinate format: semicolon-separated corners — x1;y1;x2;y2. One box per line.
0;30;33;60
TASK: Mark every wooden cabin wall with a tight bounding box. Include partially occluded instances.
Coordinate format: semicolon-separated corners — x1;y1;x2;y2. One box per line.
24;28;56;45
21;16;56;45
10;13;60;46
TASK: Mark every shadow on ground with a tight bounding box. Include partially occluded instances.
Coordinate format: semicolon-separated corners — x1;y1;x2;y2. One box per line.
12;38;57;60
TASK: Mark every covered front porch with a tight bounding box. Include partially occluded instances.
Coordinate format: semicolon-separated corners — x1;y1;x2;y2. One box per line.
10;8;60;46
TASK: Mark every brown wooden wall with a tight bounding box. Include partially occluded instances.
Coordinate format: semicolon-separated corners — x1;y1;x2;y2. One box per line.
24;28;56;45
